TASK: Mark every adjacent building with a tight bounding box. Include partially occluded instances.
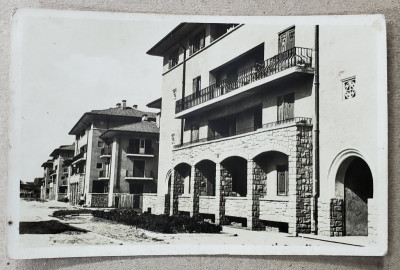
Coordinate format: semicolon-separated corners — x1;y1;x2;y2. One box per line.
146;23;383;237
67;100;158;208
40;159;53;200
48;144;75;201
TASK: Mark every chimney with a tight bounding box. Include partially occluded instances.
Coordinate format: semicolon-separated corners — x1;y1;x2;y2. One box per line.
142;114;148;121
116;103;121;108
132;104;138;109
122;100;127;109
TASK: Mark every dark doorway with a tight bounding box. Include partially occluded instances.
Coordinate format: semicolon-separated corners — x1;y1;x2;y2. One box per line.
129;182;144;194
133;160;145;177
343;158;373;236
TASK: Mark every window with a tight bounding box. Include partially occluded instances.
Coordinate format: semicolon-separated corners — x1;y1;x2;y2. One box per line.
191;124;199;143
277;93;295;121
98;141;104;148
168;48;179;69
278;26;295;53
189;30;205;55
342;76;356;100
96;163;103;169
193;76;201;95
277;165;289;196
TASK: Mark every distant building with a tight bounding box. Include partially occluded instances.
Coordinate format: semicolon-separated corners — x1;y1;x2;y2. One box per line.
67;100;158;208
20;180;41;198
40;159;53;200
49;144;75;201
146;22;382;237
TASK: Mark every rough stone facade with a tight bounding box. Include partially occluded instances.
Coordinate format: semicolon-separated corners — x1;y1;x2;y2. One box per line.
164;194;170;215
91;194;108;207
170;121;313;233
295;125;313;233
172;172;184;215
330;198;344;236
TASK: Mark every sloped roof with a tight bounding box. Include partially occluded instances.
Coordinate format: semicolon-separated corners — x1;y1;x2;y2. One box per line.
100;121;159;139
69;106;157;135
41;159;53;168
147;98;162;109
49;144;75;157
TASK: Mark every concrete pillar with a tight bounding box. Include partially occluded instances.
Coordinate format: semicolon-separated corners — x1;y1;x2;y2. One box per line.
190;165;198;217
108;138;118;207
214;163;221;225
170;169;177;216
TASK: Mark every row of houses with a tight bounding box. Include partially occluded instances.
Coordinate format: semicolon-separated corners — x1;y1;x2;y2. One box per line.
40;22;382;238
40;101;160;209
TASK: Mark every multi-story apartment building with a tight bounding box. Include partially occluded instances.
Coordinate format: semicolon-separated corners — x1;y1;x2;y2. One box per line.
49;144;75;201
147;23;384;238
99;115;159;209
67;100;157;207
40;159;53;200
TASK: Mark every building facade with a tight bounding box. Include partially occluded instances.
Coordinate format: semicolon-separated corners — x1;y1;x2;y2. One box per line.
147;23;384;237
48;145;74;201
67;100;158;207
40;159;53;200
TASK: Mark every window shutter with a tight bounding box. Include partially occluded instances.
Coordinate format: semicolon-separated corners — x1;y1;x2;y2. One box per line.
145;140;152;154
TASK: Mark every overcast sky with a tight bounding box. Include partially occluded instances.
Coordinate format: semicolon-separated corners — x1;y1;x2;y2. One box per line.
10;10;177;182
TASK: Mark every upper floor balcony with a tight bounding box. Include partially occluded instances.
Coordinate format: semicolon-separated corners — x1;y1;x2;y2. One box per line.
127;144;155;158
125;169;154;180
71;151;87;165
100;146;112;158
174;117;312;149
98;170;110;180
175;47;313;118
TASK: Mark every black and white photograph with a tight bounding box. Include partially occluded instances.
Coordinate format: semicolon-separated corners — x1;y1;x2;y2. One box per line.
7;10;387;258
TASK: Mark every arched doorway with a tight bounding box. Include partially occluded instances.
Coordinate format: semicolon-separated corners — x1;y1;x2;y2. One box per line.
336;157;373;236
220;156;247;197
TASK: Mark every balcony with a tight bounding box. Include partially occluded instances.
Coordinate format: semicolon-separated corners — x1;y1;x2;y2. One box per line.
175;47;313;117
98;170;110;180
174;117;312;149
70;173;85;184
71;151;86;165
126;146;154;158
100;147;112;158
125;169;153;180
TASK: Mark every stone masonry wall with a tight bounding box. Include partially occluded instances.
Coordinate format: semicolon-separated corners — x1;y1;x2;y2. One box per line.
193;168;202;215
91;194;108;207
295;125;313;233
164;194;171;215
252;162;267;198
330;198;344;236
219;166;232;225
172;172;184;215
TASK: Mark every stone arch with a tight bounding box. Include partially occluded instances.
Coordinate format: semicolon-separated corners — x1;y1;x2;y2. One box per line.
251;145;291;161
327;149;374;198
220;156;248;197
328;149;374;236
164;169;172;195
217;152;248;164
252;151;290;198
194;159;216;197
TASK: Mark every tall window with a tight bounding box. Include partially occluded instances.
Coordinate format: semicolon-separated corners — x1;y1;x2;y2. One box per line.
168;48;179;69
277;165;289;196
191;124;199;143
193;76;201;96
189;30;205;55
277;93;295;121
278;26;295;53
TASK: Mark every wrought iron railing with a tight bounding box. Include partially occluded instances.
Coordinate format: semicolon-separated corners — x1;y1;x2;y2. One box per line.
174;117;312;149
176;47;313;113
126;169;153;178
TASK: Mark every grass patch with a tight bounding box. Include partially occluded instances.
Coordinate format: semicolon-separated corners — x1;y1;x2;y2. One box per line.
92;210;222;234
19;220;87;234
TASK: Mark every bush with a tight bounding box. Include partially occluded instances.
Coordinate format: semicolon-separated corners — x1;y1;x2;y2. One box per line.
92;210;222;234
52;209;93;217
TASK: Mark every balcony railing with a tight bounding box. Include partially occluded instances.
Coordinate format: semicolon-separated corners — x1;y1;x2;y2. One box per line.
100;147;112;156
127;145;154;155
71;151;86;164
176;47;313;113
174;117;312;149
99;170;110;179
126;169;153;179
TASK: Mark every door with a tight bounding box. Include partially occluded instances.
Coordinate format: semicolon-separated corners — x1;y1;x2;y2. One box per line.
343;158;373;236
129;182;144;194
277;93;294;121
133;160;145;178
278;27;295;53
